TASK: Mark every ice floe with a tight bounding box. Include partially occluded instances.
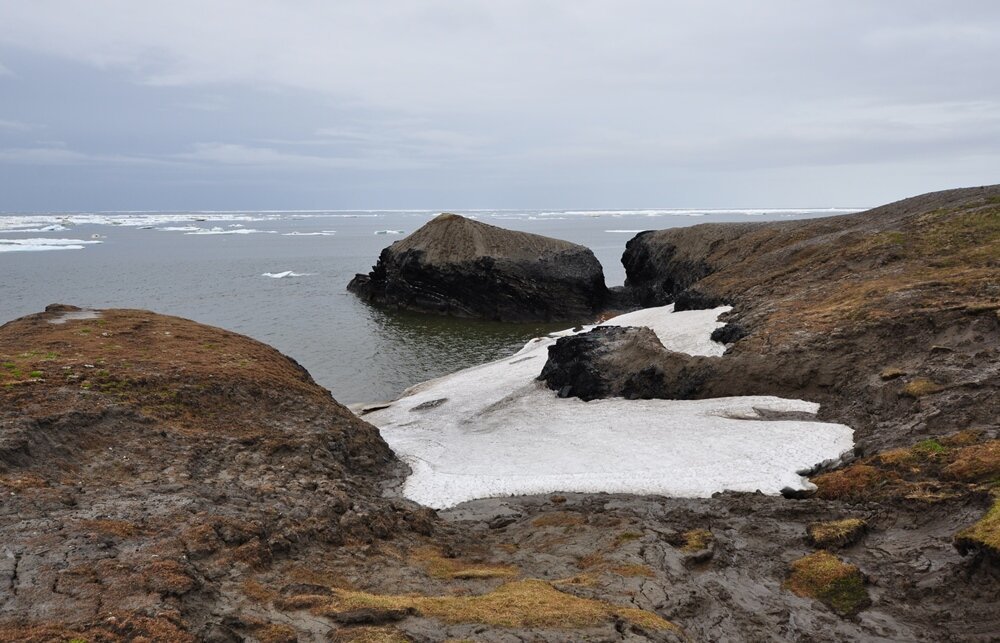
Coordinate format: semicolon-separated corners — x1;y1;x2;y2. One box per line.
282;231;337;236
262;271;312;278
364;305;854;509
0;238;103;253
184;227;276;235
375;229;405;235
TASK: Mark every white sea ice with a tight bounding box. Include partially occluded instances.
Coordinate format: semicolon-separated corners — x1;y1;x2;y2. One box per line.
364;305;854;509
0;238;102;252
185;227;276;235
262;271;312;278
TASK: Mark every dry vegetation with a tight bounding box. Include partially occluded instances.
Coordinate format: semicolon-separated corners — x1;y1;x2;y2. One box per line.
531;511;586;528
310;579;678;632
678;529;714;552
411;546;518;580
813;433;1000;503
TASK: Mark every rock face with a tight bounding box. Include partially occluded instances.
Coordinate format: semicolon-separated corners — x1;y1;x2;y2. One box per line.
615;185;1000;451
0;305;434;641
538;326;715;401
348;213;608;322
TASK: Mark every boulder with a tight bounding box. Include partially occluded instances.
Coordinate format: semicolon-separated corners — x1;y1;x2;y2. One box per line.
538;325;716;401
348;213;608;322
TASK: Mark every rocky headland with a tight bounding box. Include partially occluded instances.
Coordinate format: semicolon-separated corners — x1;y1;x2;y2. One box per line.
1;185;998;641
348;213;609;322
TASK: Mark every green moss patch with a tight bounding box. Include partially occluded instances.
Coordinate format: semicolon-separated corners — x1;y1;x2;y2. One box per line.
785;551;869;616
955;494;1000;561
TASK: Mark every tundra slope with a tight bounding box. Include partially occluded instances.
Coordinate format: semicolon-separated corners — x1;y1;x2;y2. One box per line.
614;185;1000;454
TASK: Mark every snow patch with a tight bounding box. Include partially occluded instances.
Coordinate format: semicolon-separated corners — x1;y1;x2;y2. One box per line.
364;305;854;509
599;304;731;357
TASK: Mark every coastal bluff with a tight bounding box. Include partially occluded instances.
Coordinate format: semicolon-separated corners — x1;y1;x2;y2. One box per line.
348;213;608;322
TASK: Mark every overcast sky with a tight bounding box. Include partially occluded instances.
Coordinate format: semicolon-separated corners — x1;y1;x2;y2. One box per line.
1;1;998;211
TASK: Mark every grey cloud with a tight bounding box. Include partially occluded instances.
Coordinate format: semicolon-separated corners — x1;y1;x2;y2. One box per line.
0;1;998;210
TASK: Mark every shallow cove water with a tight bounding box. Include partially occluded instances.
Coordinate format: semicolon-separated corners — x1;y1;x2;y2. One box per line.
0;207;858;403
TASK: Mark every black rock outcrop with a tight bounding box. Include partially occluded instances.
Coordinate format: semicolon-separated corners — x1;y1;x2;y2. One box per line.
348;213;608;322
538;325;716;401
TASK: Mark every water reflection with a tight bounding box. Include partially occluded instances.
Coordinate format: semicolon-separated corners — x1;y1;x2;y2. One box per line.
362;306;568;401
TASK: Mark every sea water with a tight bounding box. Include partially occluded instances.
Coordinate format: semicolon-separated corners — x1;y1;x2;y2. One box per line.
0;207;858;403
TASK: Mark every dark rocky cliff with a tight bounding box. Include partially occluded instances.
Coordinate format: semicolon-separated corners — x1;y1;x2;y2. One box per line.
349;213;608;322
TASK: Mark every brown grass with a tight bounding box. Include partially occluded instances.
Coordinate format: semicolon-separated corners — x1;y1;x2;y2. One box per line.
312;579;677;631
0;473;48;490
142;560;196;595
876;448;917;468
807;519;866;549
330;627;411;643
813;465;892;501
942;440;1000;482
410;546;518;580
532;511;586;528
680;529;713;552
940;430;983;448
274;594;331;611
785;551;869;616
253;623;298;643
901;378;943;398
241;579;277;604
879;367;906;380
77;519;140;538
614;531;643;546
610;564;656;578
0;613;196;643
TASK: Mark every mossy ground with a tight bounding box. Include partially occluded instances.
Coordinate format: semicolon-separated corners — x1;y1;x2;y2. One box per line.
785;551;869;616
813;432;1000;503
807;519;866;550
955;493;1000;559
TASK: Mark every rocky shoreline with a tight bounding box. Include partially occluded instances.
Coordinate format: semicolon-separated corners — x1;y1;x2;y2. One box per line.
1;185;998;641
